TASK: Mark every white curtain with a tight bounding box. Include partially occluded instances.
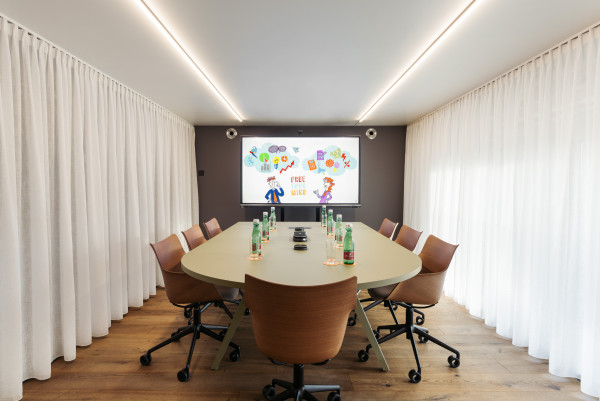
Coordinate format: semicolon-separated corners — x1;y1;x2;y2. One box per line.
404;23;600;397
0;17;199;401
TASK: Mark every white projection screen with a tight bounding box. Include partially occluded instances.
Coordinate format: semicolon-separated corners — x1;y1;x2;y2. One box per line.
241;136;360;206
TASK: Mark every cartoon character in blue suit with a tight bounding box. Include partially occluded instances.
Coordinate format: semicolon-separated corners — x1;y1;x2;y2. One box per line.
265;176;284;203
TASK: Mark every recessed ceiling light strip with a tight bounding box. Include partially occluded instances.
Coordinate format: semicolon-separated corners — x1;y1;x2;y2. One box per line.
357;0;479;124
137;0;243;122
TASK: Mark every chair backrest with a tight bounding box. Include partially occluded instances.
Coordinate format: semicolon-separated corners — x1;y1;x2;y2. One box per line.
150;234;185;273
378;218;398;239
394;225;423;252
419;235;458;274
182;224;207;250
203;218;222;239
150;234;221;304
387;235;458;305
245;275;357;365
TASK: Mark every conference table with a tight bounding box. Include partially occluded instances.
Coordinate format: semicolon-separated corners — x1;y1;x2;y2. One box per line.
181;221;421;372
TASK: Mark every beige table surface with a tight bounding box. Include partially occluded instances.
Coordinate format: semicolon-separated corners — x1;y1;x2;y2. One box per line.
182;221;421;289
181;221;422;371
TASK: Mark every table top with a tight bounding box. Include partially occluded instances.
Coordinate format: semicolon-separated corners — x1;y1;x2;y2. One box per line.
181;221;421;290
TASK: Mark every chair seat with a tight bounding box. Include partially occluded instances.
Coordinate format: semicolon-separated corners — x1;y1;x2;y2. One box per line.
368;284;396;301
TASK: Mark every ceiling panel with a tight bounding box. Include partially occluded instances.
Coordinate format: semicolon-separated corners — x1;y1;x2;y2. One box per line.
1;0;599;126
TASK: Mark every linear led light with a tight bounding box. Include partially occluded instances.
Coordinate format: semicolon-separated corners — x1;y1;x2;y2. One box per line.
136;0;244;122
357;0;480;124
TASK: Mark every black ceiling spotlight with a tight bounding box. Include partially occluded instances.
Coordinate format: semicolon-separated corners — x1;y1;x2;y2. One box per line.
366;128;377;140
226;128;238;139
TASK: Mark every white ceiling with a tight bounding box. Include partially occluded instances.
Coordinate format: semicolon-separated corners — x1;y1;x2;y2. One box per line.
1;0;600;126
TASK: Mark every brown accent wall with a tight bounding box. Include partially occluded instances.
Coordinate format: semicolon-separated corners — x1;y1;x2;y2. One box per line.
194;126;406;232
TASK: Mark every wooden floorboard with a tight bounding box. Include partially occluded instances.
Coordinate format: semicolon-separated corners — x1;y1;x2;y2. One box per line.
22;289;597;401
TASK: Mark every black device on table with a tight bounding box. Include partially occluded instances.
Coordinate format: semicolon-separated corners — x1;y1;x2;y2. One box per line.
293;227;308;249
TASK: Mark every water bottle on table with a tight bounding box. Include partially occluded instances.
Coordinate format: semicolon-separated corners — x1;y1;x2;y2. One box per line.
269;207;276;231
343;224;354;265
335;214;343;248
327;209;334;237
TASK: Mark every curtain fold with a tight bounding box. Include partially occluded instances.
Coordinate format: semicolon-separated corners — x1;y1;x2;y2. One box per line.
0;17;198;401
405;24;600;397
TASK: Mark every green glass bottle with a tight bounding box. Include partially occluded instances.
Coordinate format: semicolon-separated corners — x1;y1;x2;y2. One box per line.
321;205;327;227
327;209;334;237
251;219;261;259
269;206;276;230
262;212;269;242
335;214;343;247
343;224;354;265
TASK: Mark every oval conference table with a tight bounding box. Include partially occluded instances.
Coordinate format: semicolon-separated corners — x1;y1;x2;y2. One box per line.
182;221;421;372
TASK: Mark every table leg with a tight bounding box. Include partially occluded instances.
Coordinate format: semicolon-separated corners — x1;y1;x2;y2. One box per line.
354;296;390;372
210;299;247;370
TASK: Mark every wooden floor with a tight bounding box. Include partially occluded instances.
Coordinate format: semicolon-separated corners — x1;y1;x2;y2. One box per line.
22;289;596;401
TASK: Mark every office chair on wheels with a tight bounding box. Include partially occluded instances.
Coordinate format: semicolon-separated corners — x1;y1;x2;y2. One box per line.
245;274;357;401
203;217;223;239
140;234;241;382
357;235;459;384
347;225;423;327
377;218;398;239
182;224;240;315
182;224;207;250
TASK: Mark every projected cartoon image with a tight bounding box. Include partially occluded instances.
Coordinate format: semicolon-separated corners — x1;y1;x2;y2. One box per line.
302;145;357;177
243;142;299;174
241;137;359;205
265;176;284;203
313;176;335;204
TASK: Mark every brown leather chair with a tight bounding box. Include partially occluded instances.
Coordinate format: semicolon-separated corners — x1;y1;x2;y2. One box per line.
182;224;207;250
140;234;240;382
203;217;222;239
394;225;423;252
377;218;398;239
183;223;242;311
348;225;424;327
245;274;356;401
358;235;460;384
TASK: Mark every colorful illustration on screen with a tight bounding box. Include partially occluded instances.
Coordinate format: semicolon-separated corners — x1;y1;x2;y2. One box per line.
313;176;335;204
265;176;284;203
302;145;357;177
243;143;299;174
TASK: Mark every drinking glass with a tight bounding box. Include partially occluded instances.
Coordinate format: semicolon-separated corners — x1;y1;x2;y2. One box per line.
324;237;338;266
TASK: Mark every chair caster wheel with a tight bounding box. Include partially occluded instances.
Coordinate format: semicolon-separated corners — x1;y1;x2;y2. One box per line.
183;308;192;319
358;349;369;362
347;316;356;327
229;349;240;362
372;329;380;340
408;369;421;383
139;353;151;366
448;355;460;368
263;385;276;400
327;391;341;401
244;308;250;315
177;368;190;382
392;304;398;311
416;316;425;325
418;334;428;343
